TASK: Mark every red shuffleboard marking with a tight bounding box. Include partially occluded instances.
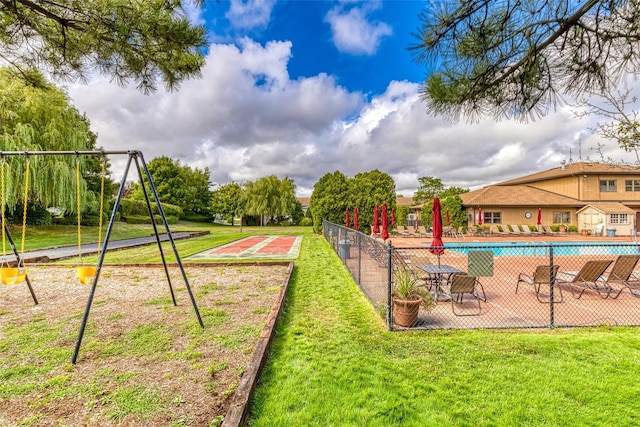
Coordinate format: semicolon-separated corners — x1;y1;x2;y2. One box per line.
211;236;269;254
255;236;298;255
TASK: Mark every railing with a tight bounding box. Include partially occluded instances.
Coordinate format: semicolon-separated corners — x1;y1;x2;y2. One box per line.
324;221;640;331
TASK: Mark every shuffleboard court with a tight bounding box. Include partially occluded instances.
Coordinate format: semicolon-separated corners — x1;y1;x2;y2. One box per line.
186;235;302;260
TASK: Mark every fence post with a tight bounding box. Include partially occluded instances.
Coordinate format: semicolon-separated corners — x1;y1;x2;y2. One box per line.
357;232;361;286
549;246;555;328
387;241;393;331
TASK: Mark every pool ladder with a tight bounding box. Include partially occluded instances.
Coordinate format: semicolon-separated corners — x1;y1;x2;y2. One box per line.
525;241;548;256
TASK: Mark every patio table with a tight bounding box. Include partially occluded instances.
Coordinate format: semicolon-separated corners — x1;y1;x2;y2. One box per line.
417;264;464;302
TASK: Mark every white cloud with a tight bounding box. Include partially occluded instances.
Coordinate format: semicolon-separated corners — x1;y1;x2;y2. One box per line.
67;37;640;199
325;2;392;55
226;0;277;30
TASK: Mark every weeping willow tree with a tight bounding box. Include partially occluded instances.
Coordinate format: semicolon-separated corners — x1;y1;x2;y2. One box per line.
242;175;297;226
0;67;103;215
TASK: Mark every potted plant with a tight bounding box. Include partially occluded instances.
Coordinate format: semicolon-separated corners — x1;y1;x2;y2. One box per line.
558;224;568;233
392;268;435;327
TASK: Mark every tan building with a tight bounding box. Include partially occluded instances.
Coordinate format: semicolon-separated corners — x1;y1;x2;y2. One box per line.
460;161;640;236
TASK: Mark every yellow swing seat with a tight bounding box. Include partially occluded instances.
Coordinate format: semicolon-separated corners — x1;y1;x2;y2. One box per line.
16;268;27;283
0;267;19;285
76;266;96;285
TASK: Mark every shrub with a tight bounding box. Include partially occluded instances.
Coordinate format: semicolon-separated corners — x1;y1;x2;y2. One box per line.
299;217;313;227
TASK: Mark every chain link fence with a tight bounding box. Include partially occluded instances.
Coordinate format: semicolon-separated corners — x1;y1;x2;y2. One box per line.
324;221;640;331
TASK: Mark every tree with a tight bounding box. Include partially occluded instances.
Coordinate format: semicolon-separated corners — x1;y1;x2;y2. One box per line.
309;171;350;232
0;67;104;213
412;176;445;205
242;175;297;226
134;156;211;217
211;182;243;225
1;0;207;93
395;205;411;226
411;0;640;121
350;169;396;234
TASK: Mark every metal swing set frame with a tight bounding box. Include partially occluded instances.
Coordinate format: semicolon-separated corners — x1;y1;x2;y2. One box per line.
0;150;203;364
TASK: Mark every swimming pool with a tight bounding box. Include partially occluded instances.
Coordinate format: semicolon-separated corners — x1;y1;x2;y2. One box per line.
445;241;640;256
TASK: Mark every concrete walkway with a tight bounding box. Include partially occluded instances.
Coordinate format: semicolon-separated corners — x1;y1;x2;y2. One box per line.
0;231;209;264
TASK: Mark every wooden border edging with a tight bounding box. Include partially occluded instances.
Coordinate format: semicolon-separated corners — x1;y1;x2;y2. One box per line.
221;261;294;427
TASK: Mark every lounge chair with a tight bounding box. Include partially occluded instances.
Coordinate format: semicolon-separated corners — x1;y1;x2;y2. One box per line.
396;225;410;237
596;255;640;299
555;259;613;299
521;225;542;235
448;273;482;316
509;225;523;235
516;265;561;302
492;225;512;236
543;225;560;236
416;226;431;237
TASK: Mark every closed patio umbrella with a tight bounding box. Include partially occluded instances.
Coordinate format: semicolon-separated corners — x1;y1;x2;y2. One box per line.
391;209;396;227
345;208;350;228
382;203;389;241
373;204;380;234
537;207;542;230
354;207;359;231
446;209;451;226
429;198;444;266
478;207;483;225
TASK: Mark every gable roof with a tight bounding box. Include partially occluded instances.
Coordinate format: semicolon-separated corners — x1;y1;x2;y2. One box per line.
496;162;640;186
396;197;414;206
460;185;582;207
576;202;636;214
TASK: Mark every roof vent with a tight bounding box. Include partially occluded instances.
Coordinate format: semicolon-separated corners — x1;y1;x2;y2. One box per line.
560;160;566;170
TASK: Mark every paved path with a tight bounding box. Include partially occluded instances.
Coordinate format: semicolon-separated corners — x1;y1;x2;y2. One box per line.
0;231;209;264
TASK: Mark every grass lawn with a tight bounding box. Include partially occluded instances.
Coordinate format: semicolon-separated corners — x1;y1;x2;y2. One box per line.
249;232;640;426
3;222;640;425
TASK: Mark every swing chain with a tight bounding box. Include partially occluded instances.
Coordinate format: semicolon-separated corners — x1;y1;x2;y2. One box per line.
76;156;83;264
19;156;30;268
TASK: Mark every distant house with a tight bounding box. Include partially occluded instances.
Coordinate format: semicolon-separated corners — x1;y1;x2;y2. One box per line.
297;197;310;215
460;161;640;236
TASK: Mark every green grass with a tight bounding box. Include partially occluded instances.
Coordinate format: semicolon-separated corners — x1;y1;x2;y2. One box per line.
5;221;640;425
248;233;640;426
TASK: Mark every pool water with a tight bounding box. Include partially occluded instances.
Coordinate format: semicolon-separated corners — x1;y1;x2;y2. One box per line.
445;241;640;256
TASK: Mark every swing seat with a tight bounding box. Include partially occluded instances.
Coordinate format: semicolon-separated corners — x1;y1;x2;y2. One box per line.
16;268;27;283
0;267;19;285
76;266;96;285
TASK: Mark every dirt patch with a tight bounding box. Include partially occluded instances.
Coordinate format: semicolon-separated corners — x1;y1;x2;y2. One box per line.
0;263;290;426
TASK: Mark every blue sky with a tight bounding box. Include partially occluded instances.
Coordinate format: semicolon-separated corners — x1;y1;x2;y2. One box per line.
203;0;427;96
67;0;635;197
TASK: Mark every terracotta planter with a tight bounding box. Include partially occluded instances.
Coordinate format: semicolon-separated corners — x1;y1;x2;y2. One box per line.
393;296;422;327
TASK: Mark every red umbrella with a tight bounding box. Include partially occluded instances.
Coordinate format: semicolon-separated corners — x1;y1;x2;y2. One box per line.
381;203;389;240
446;209;451;226
345;208;350;228
354;207;359;231
373;204;380;234
391;209;396;227
537;207;542;225
429;198;444;260
478;207;483;225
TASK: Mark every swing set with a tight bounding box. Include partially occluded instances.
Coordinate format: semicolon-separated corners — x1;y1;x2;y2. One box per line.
0;150;203;364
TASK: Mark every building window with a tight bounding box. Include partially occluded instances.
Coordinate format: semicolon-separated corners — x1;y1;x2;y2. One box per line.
600;179;617;192
483;212;501;224
626;180;640;192
553;211;571;224
610;214;628;224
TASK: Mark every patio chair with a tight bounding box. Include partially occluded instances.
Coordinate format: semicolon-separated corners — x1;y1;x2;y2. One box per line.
598;255;640;299
416;226;431;237
492;225;512;236
592;223;604;236
555;259;613;299
543;225;560;236
516;265;562;302
521;225;542;235
509;225;523;235
448;273;482;316
396;225;410;237
392;249;436;288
